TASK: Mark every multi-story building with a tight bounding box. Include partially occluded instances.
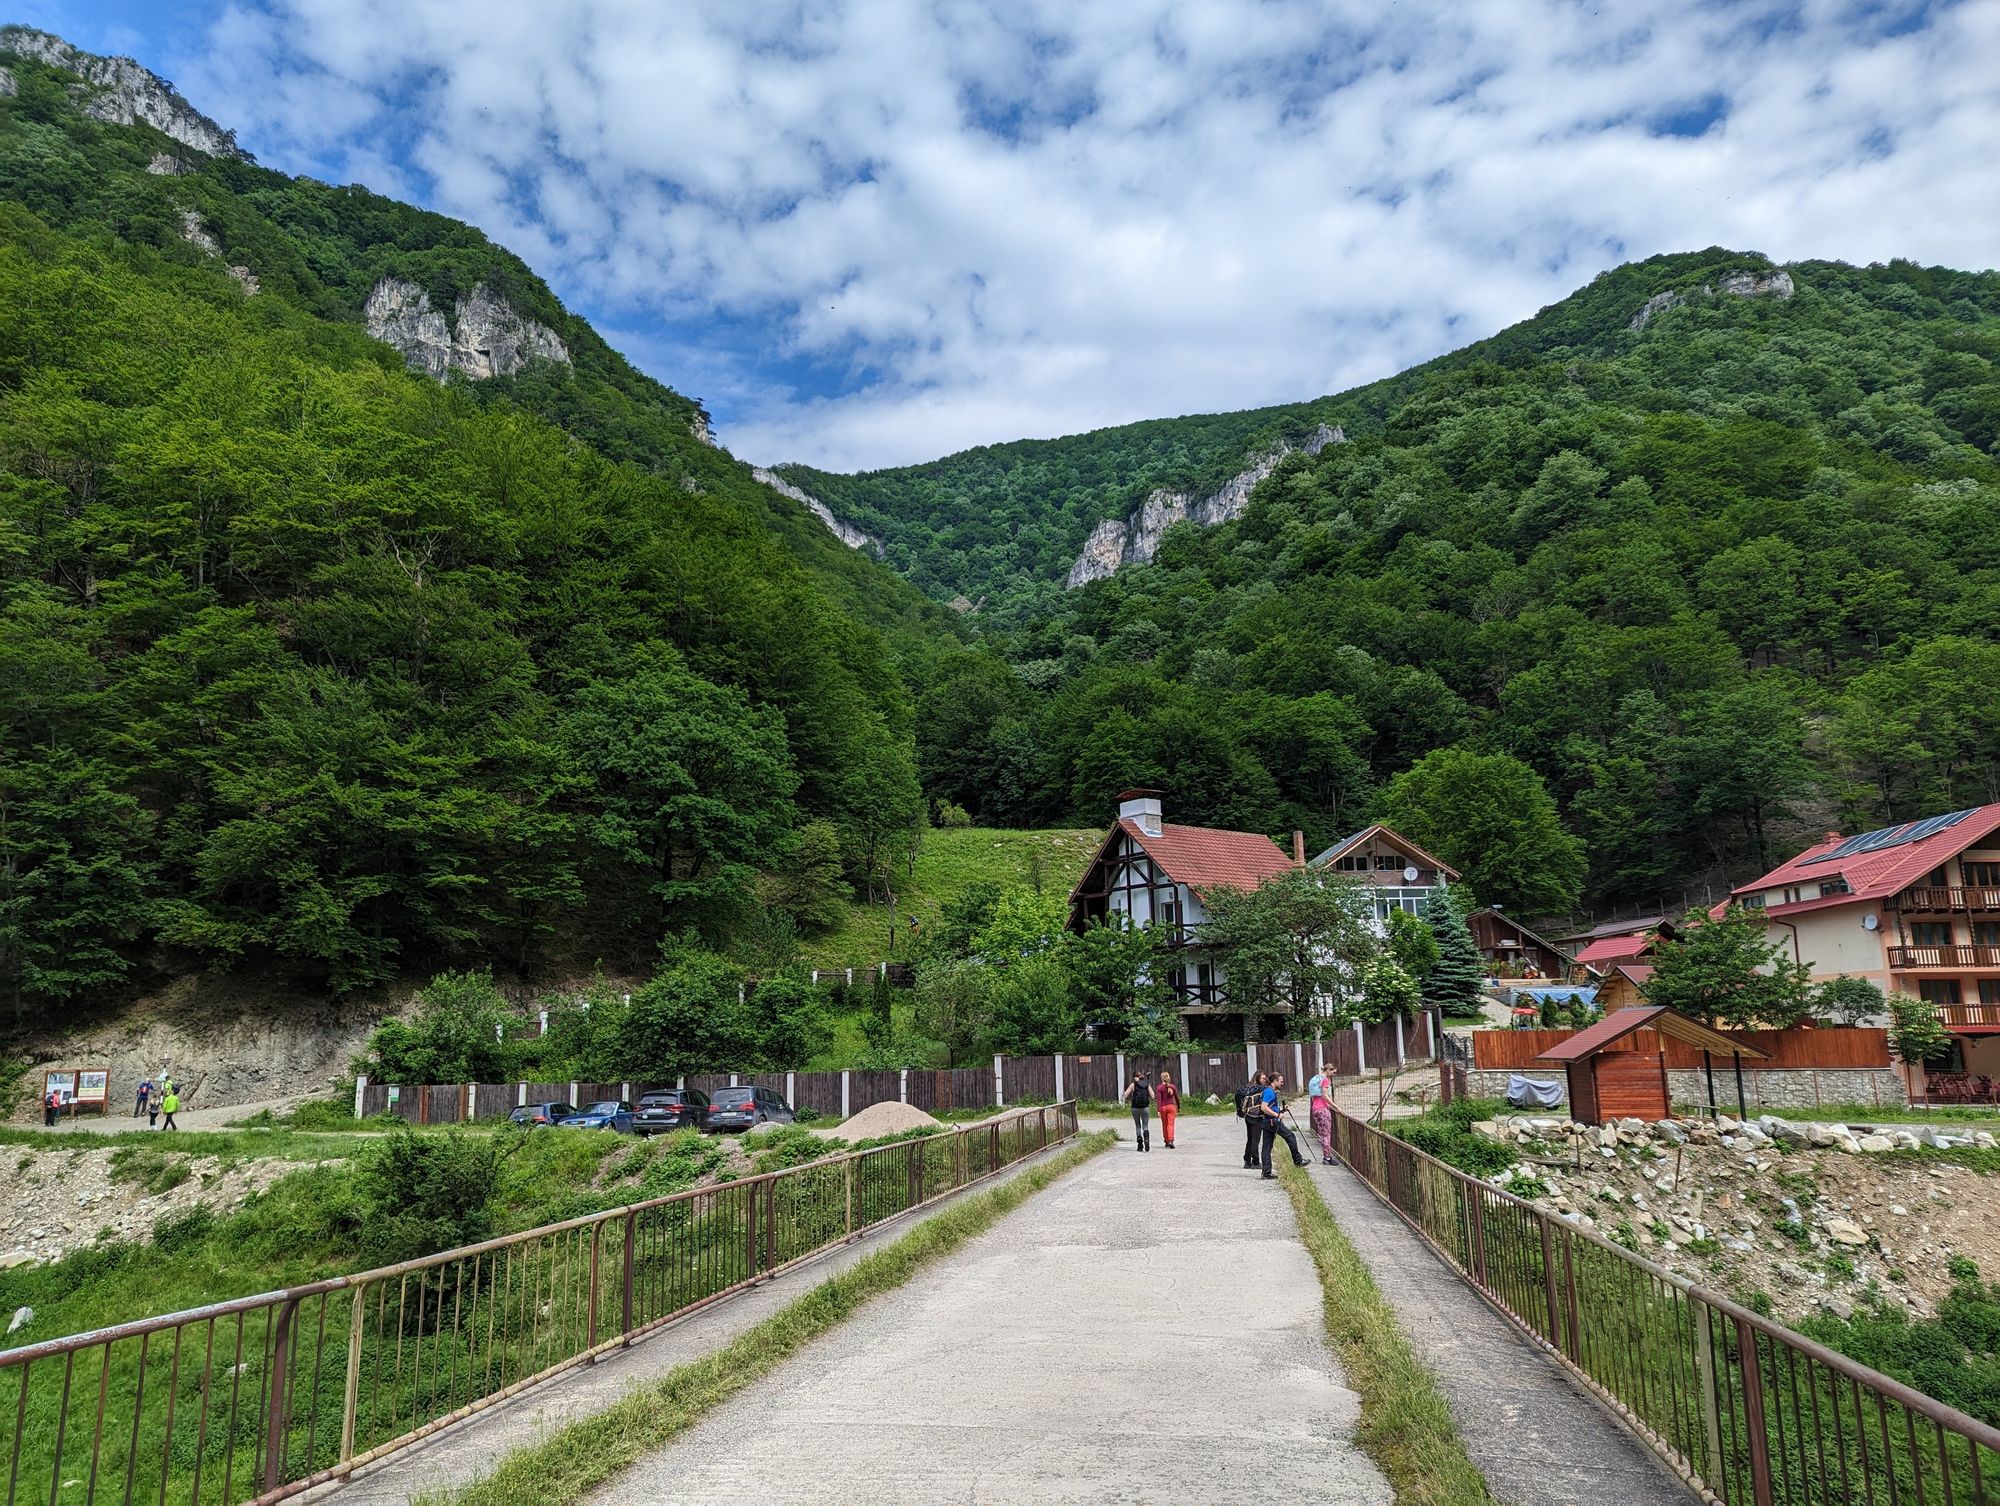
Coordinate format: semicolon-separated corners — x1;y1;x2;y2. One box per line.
1728;801;2000;1094
1067;790;1299;1040
1305;824;1459;927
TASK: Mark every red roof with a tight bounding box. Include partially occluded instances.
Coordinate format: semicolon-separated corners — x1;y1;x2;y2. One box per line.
1729;801;2000;914
1577;933;1652;965
1118;818;1294;898
1534;1006;1765;1062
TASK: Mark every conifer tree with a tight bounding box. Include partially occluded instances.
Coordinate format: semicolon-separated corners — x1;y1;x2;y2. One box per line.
1422;889;1484;1018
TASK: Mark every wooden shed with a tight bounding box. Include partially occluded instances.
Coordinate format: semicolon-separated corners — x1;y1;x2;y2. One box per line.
1536;1007;1768;1126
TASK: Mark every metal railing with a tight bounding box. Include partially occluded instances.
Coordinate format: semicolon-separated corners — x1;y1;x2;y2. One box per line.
1328;1106;2000;1504
1;1103;1079;1506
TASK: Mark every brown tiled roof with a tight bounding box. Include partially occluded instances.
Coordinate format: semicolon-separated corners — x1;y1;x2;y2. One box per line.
1120;819;1294;898
1727;801;2000;914
1535;1006;1766;1062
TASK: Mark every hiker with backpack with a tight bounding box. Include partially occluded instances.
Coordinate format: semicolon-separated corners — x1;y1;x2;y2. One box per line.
158;1086;180;1132
1121;1072;1152;1152
1254;1074;1310;1179
1236;1072;1268;1167
1306;1065;1336;1165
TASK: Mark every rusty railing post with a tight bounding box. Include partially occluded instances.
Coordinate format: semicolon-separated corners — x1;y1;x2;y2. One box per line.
621;1211;636;1339
1692;1297;1725;1493
844;1154;855;1236
586;1220;602;1353
339;1283;365;1465
262;1295;301;1492
1735;1316;1775;1506
1467;1186;1488;1289
1538;1215;1563;1350
744;1182;759;1282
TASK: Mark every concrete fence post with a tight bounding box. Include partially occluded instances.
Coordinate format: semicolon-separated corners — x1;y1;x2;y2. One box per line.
729;1073;739;1087
538;1009;548;1036
517;1082;528;1108
993;1054;1005;1108
841;1070;851;1118
463;1083;473;1122
1427;1010;1437;1056
676;1075;685;1091
569;1080;580;1107
353;1074;367;1119
1114;1053;1126;1094
846;967;854;987
1179;1051;1190;1092
1293;1042;1305;1084
1395;1014;1406;1063
1355;1021;1367;1074
786;1071;796;1107
621;1081;631;1102
1246;1042;1257;1076
1054;1055;1065;1102
1314;1038;1325;1073
898;1068;908;1104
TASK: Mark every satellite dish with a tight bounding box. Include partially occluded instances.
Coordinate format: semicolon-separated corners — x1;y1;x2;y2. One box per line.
1403;865;1420;883
1863;914;1880;931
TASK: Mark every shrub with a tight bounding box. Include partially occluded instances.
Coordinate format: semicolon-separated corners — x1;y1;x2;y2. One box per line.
357;1128;501;1261
745;1124;838;1174
152;1206;216;1252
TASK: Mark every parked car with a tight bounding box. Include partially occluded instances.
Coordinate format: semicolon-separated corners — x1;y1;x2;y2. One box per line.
633;1089;708;1135
704;1086;795;1131
565;1099;638;1133
509;1101;579;1128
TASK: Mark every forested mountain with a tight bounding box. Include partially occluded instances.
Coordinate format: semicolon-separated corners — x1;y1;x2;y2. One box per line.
819;252;2000;913
0;31;957;1012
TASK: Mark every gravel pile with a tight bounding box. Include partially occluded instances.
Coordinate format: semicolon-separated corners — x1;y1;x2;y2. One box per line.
817;1101;941;1140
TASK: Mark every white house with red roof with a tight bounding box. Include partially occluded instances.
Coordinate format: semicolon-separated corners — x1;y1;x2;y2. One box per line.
1306;824;1460;924
1727;801;2000;1090
1067;790;1299;1038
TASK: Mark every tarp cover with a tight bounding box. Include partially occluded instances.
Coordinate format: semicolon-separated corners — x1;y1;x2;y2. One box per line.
1508;1074;1565;1108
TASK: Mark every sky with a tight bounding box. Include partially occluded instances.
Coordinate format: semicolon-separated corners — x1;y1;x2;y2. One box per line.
19;0;2000;470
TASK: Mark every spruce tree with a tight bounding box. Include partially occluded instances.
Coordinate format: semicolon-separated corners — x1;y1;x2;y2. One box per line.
1422;889;1485;1018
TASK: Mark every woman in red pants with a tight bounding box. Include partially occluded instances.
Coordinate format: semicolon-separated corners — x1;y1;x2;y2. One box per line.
1155;1071;1180;1148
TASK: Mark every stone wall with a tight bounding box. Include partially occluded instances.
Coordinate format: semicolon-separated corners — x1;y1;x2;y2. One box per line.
1466;1066;1907;1112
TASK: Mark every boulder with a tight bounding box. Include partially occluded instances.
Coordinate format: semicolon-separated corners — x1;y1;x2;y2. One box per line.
1825;1219;1868;1247
1655;1120;1687;1145
5;1306;27;1334
1767;1119;1810;1147
1856;1135;1893;1153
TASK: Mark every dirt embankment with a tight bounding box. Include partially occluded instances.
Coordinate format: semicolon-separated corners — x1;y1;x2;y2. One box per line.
4;974;396;1123
1480;1113;1999;1326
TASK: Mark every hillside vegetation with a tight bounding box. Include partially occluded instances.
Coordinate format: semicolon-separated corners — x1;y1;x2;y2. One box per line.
0;35;959;1015
820;252;2000;912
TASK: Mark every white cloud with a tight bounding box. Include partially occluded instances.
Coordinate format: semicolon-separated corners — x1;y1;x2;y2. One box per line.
172;0;2000;470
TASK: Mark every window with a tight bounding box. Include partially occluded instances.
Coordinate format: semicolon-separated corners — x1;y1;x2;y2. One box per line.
1335;854;1369;872
1911;922;1955;947
1819;877;1851;897
1918;978;1963;1006
1981;980;2000;1006
1966;861;2000;887
1781;886;1803;905
1927;867;1949;887
1974;921;2000;946
1739;893;1766;910
1375;854;1403;871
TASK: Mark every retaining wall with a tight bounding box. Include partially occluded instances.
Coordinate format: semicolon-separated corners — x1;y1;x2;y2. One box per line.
1464;1066;1909;1111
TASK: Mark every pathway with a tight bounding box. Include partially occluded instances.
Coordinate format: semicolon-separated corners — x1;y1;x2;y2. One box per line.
1303;1159;1697;1505
32;1094;311;1135
586;1114;1388;1506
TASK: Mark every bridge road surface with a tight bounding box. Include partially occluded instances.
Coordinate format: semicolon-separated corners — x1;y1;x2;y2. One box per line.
585;1113;1389;1505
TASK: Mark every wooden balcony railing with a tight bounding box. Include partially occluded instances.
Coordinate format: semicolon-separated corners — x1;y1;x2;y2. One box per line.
1893;886;2000;911
1889;944;2000;969
1935;1002;2000;1031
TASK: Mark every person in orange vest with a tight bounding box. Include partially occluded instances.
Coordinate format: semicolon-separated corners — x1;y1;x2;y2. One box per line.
1154;1070;1180;1149
43;1086;59;1127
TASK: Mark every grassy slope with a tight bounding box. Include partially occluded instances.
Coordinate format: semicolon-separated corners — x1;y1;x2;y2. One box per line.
797;826;1103;970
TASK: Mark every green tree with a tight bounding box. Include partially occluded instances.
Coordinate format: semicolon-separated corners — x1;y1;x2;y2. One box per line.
1055;919;1174;1047
1199;867;1377;1026
0;749;154;1012
1640;907;1813;1027
1811;974;1887;1026
762;819;849;932
1376;747;1585;914
1421;889;1485;1018
985;952;1081;1056
565;651;800;928
1884;992;1954;1070
1356;954;1421;1023
360;970;514;1084
912;958;994;1067
1386;907;1438;982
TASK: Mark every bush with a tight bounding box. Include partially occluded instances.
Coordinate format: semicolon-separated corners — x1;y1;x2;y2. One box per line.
357;1128;501;1261
360;970;514;1083
745;1124;838;1173
1388;1097;1516;1176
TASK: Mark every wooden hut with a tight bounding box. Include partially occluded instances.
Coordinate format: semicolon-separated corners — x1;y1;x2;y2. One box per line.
1536;1007;1768;1125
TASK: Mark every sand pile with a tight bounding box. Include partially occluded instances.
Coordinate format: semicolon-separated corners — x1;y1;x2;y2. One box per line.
818;1100;941;1140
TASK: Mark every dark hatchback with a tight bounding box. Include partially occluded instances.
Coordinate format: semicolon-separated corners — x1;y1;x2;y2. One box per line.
705;1086;795;1132
633;1090;708;1136
509;1100;578;1128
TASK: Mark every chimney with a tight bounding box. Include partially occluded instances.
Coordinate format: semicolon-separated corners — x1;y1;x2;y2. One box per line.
1823;830;1843;844
1117;788;1163;838
1292;830;1307;865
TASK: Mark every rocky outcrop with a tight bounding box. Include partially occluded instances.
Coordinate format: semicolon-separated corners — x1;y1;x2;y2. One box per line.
752;468;882;553
146;151;190;176
689;411;718;447
175;210;258;294
0;66;15;98
364;276;569;381
1631;268;1796;331
0;27;247;160
1064;422;1344;588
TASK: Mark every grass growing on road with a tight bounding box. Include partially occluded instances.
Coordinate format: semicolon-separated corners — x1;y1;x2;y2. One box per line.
418;1129;1116;1506
1279;1159;1497;1506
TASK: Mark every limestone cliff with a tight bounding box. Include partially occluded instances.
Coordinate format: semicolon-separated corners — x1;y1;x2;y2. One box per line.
753;468;882;554
0;27;247;160
1064;422;1344;588
1630;267;1796;331
364;276;570;381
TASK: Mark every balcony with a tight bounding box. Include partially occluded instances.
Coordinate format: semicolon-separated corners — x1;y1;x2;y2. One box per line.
1936;1003;2000;1033
1888;944;2000;969
1892;886;2000;912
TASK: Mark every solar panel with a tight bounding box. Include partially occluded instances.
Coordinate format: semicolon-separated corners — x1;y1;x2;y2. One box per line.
1803;808;1977;864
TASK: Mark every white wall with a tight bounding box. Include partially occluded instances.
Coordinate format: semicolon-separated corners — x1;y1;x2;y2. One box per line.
1776;905;1892;985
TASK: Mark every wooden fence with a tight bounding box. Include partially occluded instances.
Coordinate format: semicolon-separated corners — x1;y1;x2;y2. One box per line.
1472;1025;1891;1071
355;1013;1432;1125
